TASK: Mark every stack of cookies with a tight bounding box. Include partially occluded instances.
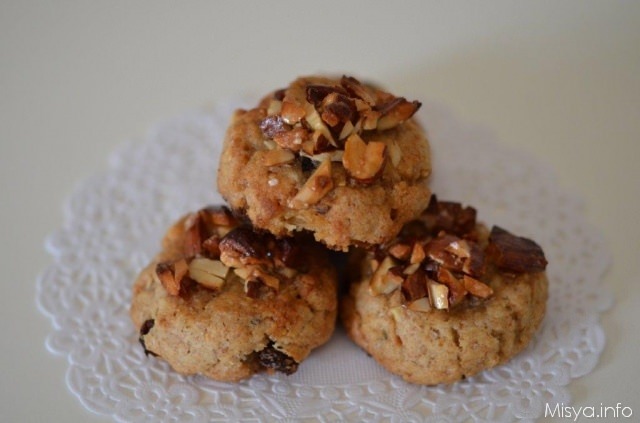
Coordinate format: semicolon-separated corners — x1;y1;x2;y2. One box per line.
130;75;548;384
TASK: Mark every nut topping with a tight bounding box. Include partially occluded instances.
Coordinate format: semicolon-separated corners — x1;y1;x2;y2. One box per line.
487;226;548;273
401;268;428;302
340;75;377;106
156;206;309;298
263;149;296;167
289;159;333;209
219;226;267;268
427;279;449;310
258;75;422;201
342;134;386;184
188;258;228;291
156;259;191;296
364;198;548;312
462;275;493;298
375;98;422;131
280;100;306;125
369;256;401;295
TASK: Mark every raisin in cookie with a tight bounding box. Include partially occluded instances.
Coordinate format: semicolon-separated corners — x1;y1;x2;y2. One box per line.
130;206;338;382
341;196;548;385
217;75;432;251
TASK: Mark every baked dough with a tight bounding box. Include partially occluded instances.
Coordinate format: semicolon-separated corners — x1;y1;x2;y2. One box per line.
130;206;338;382
217;75;431;251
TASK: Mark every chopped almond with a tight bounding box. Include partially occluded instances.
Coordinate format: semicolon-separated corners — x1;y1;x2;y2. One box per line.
342;134;386;184
156;259;191;296
188;258;228;290
369;256;400;295
263;149;296;166
463;275;494;298
376;98;421;131
272;127;308;151
289;159;334;209
410;242;426;264
280;100;306;124
427;279;449;310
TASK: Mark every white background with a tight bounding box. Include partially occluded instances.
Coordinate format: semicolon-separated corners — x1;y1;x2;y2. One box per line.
1;1;638;421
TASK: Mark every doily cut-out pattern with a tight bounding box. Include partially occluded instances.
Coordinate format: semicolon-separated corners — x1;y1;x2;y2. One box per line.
37;100;612;422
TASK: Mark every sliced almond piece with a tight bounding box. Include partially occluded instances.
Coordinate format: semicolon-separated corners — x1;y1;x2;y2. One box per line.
263;149;295;167
403;262;421;275
410;242;426;264
436;267;468;306
188;258;228;290
303;102;336;147
340;75;377;106
289;159;334;209
369;256;399;295
267;100;282;116
338;120;355;140
376;99;421;131
251;267;280;291
280;100;306;124
156;259;190;296
304;151;344;163
463;275;494;298
342;134;386;184
272;127;308;151
233;267;251;279
427;279;449;310
361;110;381;130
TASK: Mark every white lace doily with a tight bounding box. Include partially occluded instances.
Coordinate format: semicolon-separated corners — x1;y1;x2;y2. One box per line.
37;99;612;422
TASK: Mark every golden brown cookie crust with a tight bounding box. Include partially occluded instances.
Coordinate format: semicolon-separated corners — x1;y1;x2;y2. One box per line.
341;266;547;385
130;210;338;382
217;76;432;251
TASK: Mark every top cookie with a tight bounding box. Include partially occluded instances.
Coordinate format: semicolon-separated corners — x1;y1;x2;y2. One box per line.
217;75;432;251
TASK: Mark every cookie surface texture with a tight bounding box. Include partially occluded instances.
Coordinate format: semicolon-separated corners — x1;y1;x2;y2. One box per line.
341;197;548;385
130;206;338;382
217;75;432;251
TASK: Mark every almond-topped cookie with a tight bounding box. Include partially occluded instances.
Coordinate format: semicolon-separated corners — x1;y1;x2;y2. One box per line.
341;196;549;385
217;75;432;251
130;206;338;382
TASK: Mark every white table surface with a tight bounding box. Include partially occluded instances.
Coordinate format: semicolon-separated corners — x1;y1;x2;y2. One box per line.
2;1;639;421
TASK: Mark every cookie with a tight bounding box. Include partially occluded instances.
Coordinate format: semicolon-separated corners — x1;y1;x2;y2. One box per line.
217;75;432;251
341;196;548;385
130;206;338;382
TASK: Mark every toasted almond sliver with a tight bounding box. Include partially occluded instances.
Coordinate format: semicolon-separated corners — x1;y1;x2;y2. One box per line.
410;242;426;264
263;149;295;166
463;275;494;298
188;258;228;290
369;256;398;295
289;159;333;209
427;279;449;310
267;100;282;116
403;262;421;275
